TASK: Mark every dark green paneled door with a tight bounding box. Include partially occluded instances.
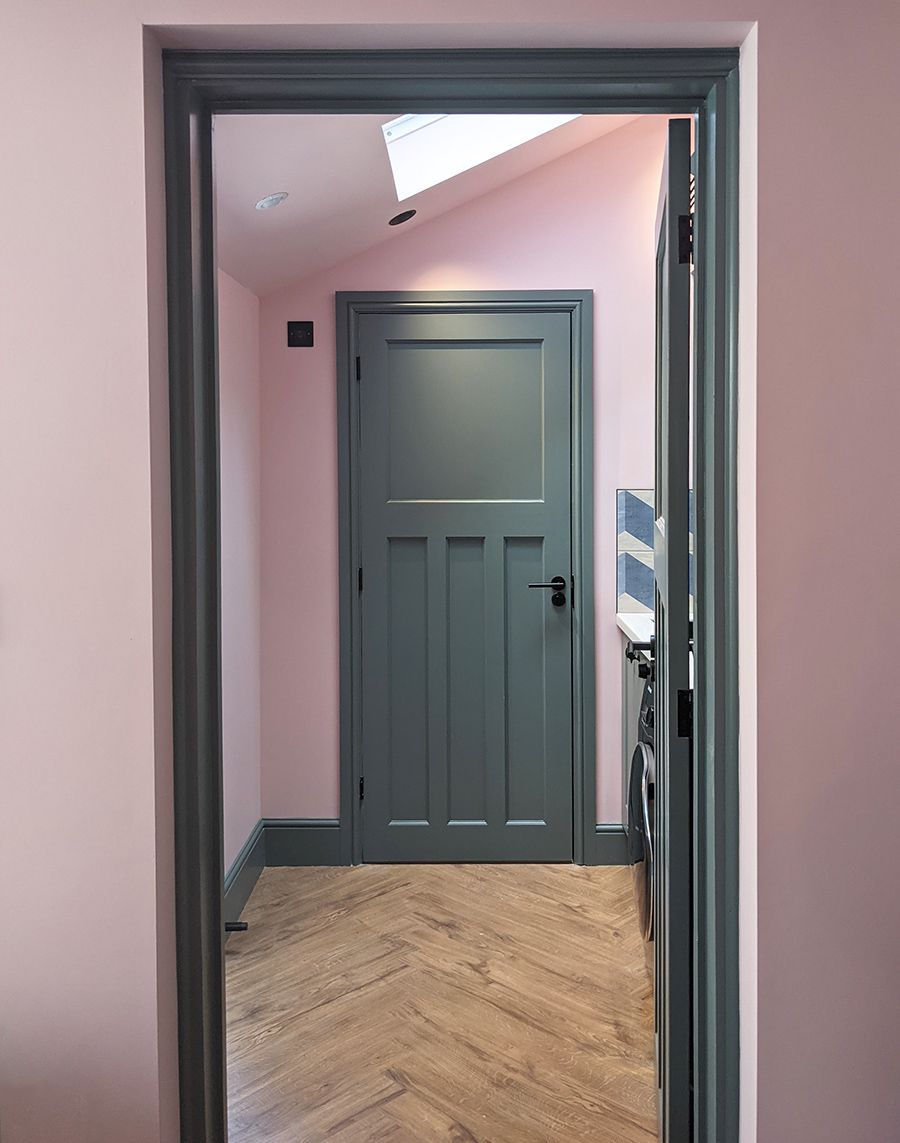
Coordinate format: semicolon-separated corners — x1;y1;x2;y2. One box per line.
358;307;574;862
653;119;694;1142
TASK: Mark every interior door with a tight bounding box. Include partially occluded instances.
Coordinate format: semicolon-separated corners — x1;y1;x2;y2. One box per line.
357;304;574;862
653;120;694;1142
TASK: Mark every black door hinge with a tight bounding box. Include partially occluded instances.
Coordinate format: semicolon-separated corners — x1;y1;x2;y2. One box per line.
678;214;693;264
677;688;694;738
355;355;361;381
358;566;363;591
570;573;575;610
359;776;365;801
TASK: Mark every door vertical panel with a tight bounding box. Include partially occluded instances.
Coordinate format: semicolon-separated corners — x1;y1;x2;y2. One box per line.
446;538;487;825
483;533;508;834
426;528;449;831
503;537;547;825
386;537;430;824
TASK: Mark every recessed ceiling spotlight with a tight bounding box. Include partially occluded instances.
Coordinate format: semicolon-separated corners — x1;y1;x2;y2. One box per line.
255;192;289;211
389;209;417;226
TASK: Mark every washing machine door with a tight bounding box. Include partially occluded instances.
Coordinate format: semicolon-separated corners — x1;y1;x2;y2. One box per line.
628;742;655;943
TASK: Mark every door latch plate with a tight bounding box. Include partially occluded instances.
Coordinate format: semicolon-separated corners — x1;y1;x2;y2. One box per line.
677;688;693;738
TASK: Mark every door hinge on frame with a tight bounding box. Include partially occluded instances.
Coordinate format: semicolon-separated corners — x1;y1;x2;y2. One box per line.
359;776;365;801
677;688;694;738
358;566;363;591
355;355;361;381
678;214;693;264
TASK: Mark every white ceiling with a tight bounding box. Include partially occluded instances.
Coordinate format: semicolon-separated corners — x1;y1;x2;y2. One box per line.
213;113;638;296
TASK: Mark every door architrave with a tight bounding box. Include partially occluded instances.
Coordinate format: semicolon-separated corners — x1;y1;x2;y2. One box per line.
162;48;741;1143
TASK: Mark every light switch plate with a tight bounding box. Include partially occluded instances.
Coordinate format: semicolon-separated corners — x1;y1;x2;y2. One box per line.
287;321;314;347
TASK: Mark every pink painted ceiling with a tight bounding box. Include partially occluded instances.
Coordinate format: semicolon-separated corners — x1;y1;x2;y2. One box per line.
213;113;638;295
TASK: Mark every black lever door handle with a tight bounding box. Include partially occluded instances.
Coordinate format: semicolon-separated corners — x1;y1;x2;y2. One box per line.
527;575;567;607
527;576;566;589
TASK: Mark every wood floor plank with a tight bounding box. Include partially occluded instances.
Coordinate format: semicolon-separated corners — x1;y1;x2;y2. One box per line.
227;865;657;1141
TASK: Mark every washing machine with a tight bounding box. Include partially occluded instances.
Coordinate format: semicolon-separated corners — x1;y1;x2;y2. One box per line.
626;655;655;943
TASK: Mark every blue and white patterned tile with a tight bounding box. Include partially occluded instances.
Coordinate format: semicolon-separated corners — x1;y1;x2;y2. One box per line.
616;487;695;614
617;550;655;612
616;488;654;553
617;592;654;614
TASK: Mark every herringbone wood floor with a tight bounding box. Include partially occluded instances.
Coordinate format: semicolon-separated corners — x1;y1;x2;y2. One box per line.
226;864;657;1142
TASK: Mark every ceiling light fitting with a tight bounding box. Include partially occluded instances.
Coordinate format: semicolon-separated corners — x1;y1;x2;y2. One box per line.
255;192;289;210
389;209;417;226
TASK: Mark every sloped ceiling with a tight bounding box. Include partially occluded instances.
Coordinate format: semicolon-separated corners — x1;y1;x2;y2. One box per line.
213;113;638;296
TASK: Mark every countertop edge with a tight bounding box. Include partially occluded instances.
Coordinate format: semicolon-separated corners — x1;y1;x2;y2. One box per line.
616;612;654;643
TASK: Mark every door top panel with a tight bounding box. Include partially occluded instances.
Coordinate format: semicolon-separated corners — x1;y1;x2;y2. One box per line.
359;309;571;511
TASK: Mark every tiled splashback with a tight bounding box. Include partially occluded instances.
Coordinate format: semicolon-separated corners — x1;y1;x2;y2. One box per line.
616;489;695;614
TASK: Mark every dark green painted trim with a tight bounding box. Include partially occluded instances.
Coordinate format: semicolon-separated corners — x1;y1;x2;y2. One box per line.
336;291;594;867
162;48;739;112
571;295;596;866
228;818;621;873
263;819;343;866
164;61;227;1143
223;819;346;923
223;819;265;924
691;66;741;1143
584;825;629;866
163;47;741;1143
336;297;360;866
222;818;345;936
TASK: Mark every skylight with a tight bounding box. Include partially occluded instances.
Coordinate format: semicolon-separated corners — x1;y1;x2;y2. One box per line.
382;113;581;201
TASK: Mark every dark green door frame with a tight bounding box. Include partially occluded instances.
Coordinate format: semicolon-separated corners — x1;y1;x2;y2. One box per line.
163;47;740;1143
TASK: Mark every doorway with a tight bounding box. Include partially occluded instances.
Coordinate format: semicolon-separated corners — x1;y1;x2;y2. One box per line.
340;294;592;863
164;48;740;1143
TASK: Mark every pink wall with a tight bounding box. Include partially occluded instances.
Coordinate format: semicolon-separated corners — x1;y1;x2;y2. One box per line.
0;11;165;1141
259;116;667;823
218;270;262;868
753;11;900;1139
3;6;900;1143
